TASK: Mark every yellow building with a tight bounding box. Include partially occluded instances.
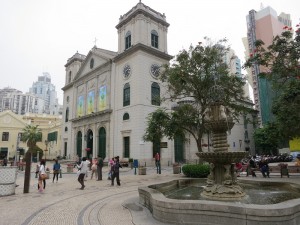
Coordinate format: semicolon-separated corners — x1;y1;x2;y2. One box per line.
0;110;62;161
290;138;300;152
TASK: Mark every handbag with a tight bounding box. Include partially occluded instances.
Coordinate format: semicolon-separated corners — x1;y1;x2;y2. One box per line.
40;173;47;180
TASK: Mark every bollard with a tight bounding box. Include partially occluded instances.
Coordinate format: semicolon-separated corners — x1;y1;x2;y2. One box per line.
59;169;62;178
144;162;146;167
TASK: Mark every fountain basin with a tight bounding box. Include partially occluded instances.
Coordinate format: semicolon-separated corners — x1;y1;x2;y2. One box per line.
138;178;300;225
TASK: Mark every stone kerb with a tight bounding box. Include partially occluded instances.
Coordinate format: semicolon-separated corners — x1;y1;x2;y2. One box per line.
0;166;18;196
138;179;300;225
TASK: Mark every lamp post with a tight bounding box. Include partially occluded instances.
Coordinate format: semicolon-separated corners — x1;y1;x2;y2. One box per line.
14;133;21;166
37;150;40;162
44;140;49;161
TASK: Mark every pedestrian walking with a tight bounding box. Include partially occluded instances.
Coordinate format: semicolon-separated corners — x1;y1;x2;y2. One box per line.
38;160;47;192
108;158;114;180
155;152;160;174
52;160;61;183
77;157;89;190
97;156;103;180
111;157;121;186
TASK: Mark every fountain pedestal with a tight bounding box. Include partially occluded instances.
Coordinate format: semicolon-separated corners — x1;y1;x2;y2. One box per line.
197;103;247;200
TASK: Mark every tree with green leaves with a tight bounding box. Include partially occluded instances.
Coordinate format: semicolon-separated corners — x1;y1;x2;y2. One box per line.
21;125;43;158
253;122;282;155
244;25;300;139
144;38;250;152
21;124;42;193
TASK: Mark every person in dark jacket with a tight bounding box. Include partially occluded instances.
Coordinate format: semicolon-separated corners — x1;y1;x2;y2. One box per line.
249;157;257;177
97;156;103;181
111;157;122;186
52;160;61;183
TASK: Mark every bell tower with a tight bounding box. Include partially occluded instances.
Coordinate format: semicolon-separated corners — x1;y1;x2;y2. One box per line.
115;1;169;54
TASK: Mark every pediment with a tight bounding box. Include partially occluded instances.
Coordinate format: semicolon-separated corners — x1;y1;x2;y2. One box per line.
74;47;117;81
0;111;27;128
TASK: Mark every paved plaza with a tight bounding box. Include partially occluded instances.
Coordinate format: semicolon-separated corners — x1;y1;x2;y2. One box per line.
1;163;300;225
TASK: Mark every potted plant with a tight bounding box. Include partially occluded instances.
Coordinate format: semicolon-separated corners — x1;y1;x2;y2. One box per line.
138;165;147;175
173;162;181;174
67;163;74;173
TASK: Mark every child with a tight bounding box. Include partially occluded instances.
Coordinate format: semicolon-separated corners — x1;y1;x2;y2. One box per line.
91;158;98;180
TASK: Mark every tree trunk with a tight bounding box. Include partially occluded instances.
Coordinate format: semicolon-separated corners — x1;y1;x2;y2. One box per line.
196;138;203;152
23;151;31;193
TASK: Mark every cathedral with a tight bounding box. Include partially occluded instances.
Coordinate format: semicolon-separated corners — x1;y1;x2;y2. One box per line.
62;1;256;165
62;2;176;165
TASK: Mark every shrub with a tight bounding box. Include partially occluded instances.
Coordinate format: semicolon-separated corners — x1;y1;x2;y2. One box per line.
182;164;210;178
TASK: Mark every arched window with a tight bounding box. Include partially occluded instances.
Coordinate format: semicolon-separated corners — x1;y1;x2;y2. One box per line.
123;83;130;106
151;82;160;106
76;131;82;157
123;113;130;120
151;30;158;48
65;107;69;122
65;127;68;132
68;71;72;83
98;127;106;159
125;31;131;50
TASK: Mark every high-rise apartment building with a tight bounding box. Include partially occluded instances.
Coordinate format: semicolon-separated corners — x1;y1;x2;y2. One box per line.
29;72;61;115
225;48;250;98
0;87;45;114
243;6;292;126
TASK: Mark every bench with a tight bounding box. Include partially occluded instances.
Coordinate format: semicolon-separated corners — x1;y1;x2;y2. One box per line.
241;164;300;177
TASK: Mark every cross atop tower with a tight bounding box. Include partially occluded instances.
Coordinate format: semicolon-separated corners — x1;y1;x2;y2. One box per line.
94;37;98;47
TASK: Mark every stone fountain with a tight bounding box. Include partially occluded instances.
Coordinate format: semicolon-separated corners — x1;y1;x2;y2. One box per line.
196;101;247;200
138;85;300;224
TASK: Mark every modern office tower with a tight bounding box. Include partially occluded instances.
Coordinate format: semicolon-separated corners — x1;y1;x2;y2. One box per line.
244;6;292;126
29;72;61;115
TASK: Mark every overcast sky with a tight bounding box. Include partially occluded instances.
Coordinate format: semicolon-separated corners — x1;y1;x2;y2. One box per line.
0;0;299;104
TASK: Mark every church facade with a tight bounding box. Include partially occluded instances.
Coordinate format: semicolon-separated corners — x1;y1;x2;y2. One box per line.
62;2;176;165
61;2;256;165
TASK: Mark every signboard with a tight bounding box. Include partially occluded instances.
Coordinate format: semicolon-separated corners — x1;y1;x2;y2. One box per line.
160;142;168;148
